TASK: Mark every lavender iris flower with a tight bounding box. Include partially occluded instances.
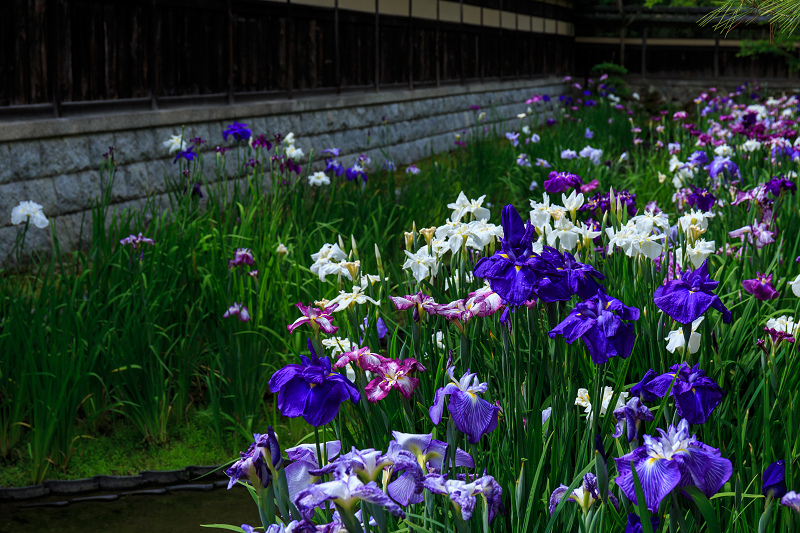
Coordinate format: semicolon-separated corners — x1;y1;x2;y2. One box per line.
742;272;779;300
473;204;539;306
544;171;583;193
632;363;724;424
782;491;800;513
284;440;342;501
505;132;520;147
549;473;619;515
295;466;405;521
612;397;654;443
423;473;503;523
653;259;732;325
614;419;733;512
705;156;740;180
548;288;640;364
429;366;499;444
763;460;787;498
385;431;474;505
223;122;252;141
226;427;283;489
687;186;717;212
687;150;709;167
269;340;361;426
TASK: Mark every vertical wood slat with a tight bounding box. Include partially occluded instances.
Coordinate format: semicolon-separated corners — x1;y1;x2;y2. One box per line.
374;0;379;92
46;0;61;116
227;0;234;103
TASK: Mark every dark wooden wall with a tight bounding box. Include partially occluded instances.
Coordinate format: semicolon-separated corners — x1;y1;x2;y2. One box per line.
1;0;574;117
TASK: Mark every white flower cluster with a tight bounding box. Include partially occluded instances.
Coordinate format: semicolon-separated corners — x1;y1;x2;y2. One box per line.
401;192;502;283
528;192;600;252
284;132;305;160
604;210;669;260
310;242;357;282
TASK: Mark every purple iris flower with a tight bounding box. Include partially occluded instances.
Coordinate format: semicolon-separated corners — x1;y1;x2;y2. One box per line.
764;460;787;498
782;491;800;513
229;248;255;269
612;397;654;443
225;427;283;489
615;419;732;512
766;176;797;196
544;171;583;193
322;147;341;158
742;272;779;300
687;150;709;167
546;118;556;126
326;158;345;177
631;363;724;424
540;248;605;300
705;156;740;180
687;186;717;212
389;291;438;322
653;259;732;325
625;514;660;533
173;147;197;164
548;288;640;365
250;134;273;150
549;473;619;515
345;164;367;182
473;204;539;306
284;440;341;501
223;122;252;142
268;340;361;426
423;473;503;523
429;366;499;444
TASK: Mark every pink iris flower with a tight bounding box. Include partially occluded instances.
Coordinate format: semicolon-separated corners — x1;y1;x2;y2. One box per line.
365;358;426;403
287;302;339;335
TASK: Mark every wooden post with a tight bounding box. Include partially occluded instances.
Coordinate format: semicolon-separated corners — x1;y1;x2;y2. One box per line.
149;0;159;110
498;0;503;80
435;0;440;87
227;0;234;104
641;26;647;78
46;0;61;117
714;36;720;78
287;0;294;99
408;0;413;89
335;0;341;93
459;0;464;85
374;0;379;92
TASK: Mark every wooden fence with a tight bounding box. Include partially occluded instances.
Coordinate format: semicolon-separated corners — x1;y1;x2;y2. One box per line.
1;0;575;118
573;6;794;80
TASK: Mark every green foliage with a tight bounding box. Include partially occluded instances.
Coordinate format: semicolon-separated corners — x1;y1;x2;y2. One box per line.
738;37;800;71
700;0;800;38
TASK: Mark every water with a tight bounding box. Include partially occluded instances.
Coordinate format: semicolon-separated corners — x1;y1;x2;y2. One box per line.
0;484;261;533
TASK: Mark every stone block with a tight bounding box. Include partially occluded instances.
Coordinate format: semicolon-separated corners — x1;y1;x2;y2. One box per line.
0;144;13;184
114;129;157;165
53;210;94;251
40;136;91;177
10;140;42;181
86;133;117;169
53;170;102;213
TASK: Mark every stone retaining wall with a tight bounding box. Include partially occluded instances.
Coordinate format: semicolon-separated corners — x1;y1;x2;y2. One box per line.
0;78;563;265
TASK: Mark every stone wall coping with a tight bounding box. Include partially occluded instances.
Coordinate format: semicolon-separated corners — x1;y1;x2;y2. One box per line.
0;78;561;143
